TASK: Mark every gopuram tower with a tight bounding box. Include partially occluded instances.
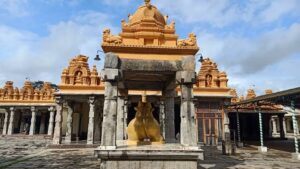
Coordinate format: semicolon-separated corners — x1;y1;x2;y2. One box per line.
95;0;204;168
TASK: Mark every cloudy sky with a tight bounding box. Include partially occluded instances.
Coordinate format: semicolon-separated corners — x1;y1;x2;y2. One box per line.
0;0;299;96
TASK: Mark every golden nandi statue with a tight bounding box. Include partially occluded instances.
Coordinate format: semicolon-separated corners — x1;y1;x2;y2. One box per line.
127;94;164;145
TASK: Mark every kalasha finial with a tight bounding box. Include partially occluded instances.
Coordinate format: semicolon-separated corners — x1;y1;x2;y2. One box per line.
144;0;151;8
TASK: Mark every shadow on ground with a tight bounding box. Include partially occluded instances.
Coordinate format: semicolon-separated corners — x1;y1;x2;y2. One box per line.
198;146;244;169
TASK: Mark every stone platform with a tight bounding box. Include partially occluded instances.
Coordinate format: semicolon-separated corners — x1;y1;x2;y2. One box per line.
95;144;204;169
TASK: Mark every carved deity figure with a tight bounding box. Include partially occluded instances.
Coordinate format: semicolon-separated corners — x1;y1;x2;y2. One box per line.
74;71;83;85
205;74;212;87
102;29;122;45
178;33;197;47
127;100;164;144
165;21;175;30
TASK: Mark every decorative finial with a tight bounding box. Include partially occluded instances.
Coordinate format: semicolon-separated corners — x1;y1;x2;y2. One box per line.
144;0;151;8
144;0;150;4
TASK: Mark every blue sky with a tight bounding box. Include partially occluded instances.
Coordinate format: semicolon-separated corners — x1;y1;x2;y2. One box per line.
0;0;299;97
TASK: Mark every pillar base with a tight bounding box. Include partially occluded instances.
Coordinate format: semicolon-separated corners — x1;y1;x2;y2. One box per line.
292;153;300;160
98;146;117;150
258;146;267;153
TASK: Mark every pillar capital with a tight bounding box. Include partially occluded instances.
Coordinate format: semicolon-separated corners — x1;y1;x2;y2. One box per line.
176;71;196;84
89;96;96;104
55;96;64;104
48;106;55;112
31;106;36;112
9;107;15;111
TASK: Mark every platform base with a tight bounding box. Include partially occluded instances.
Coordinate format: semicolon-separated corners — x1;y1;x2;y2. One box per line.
258;146;268;153
292;153;300;160
95;144;204;169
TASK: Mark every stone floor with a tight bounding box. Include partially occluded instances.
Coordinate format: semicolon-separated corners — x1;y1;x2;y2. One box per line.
1;136;300;169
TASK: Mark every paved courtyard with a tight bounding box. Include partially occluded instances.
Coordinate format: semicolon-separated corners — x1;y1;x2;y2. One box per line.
0;136;300;169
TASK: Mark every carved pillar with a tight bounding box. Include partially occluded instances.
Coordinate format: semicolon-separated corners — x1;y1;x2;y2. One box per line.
101;68;119;148
163;81;176;143
272;116;277;135
291;101;299;155
236;109;243;147
179;83;197;146
223;108;232;155
2;109;9;135
87;96;95;145
176;56;197;147
29;107;36;135
65;102;74;144
278;114;286;139
116;90;128;141
283;117;287;135
159;99;166;138
53;97;63;145
94;101;103;142
258;107;267;152
39;112;46;134
7;107;15;135
47;107;55;136
123;99;129;140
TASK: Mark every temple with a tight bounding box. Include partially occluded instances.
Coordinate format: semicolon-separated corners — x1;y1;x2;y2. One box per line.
1;0;300;167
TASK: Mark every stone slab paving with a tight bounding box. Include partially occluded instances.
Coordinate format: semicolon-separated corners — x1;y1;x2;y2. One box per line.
1;136;300;169
200;146;300;169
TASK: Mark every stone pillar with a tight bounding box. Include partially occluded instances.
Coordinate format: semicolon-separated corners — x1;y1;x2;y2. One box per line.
258;108;267;152
2;109;9;135
163;80;176;143
101;68;119;148
176;57;197;147
94;103;103;142
87;96;95;145
65;102;74;144
29;107;36;135
278;114;286;139
39;113;46;134
116;90;128;142
236;110;243;147
7;107;15;135
223;108;232;155
19;112;24;133
53;97;63;145
290;101;300;160
159;99;166;138
47;107;55;136
123;99;129;140
272;116;277;135
283;117;287;135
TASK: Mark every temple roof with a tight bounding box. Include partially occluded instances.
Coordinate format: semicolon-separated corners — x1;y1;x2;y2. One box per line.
101;0;199;60
128;1;166;28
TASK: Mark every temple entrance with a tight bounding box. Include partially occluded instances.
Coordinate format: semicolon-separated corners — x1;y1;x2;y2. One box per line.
196;102;223;146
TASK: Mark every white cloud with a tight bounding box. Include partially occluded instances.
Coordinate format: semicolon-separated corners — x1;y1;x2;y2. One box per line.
0;11;116;87
258;0;299;23
0;0;29;17
197;23;300;95
154;0;300;27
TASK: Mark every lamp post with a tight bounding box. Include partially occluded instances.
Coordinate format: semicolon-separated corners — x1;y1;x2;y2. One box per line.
196;53;203;63
94;50;105;61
